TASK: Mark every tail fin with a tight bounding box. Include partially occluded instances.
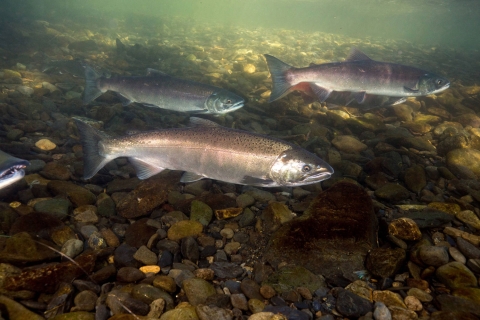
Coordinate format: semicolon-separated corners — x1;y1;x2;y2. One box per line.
264;54;294;102
83;66;103;105
73;118;112;179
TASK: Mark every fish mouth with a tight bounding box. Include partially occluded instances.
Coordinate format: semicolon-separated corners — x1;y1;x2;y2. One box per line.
0;163;28;180
229;100;245;112
303;171;333;183
431;82;450;94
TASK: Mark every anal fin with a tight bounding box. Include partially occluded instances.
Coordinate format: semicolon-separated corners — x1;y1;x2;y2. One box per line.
129;157;165;179
180;171;205;183
309;83;333;102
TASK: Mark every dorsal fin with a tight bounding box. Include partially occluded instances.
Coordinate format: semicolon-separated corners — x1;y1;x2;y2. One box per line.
188;117;221;127
146;68;169;76
346;48;372;61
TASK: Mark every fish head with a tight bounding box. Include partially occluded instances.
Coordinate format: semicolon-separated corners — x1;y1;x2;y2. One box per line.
418;74;450;95
269;148;334;186
0;157;30;189
206;89;245;114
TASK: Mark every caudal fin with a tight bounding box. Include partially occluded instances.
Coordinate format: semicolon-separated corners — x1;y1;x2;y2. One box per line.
83;66;103;105
264;54;294;102
73;118;112;179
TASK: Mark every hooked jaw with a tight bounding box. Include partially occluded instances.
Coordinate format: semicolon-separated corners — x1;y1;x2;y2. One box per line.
0;160;29;189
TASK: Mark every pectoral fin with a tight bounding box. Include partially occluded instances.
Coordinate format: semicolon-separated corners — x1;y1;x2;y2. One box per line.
180;171;205;183
240;175;275;186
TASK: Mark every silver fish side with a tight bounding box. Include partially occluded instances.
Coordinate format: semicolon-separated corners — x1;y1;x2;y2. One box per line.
74;117;333;187
0;150;30;189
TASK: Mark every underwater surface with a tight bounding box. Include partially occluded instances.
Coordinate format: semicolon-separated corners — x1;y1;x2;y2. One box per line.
0;0;480;319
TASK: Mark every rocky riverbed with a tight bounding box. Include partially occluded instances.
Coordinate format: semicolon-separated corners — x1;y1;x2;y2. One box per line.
0;13;479;320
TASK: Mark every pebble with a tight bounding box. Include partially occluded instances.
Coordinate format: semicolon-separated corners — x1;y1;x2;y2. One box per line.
153;275;177;293
388;217;421;240
436;261;478;288
167;220;204;241
73;290;97;311
220;227;235;239
406;288;432;302
404;295;422;311
418;245;449;267
196;304;233;320
331;135;368;153
456;210;480;230
134;245;158;265
236;193;256;208
373;302;391;320
35;138;56;151
224;241;241;255
248;298;265;314
335;288;372;318
117;267;146;283
61;239;84;258
231;293;250;311
374;183;410;201
182;277;216;306
456;236;480;259
190;200;213;226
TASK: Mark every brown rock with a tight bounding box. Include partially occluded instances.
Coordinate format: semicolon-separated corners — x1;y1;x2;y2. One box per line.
388;217;422;241
116;171;182;218
264;182;377;279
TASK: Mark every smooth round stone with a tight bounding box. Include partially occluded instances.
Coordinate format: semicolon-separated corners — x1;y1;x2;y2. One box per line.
248;298;265;314
236;193;255;208
372;290;406;309
193;268;215;281
456;237;480;259
404;295;422;311
73;205;99;224
230;293;248;311
220;228;235;239
117;267;146;283
159;304;198;320
388;217;421;241
87;232;107;250
73;290;97;311
331;135;368;153
181;237;199;262
456;210;480;230
404;165;426;193
467;259;480;273
260;285;276;299
35;138;56;151
167;220;203;241
374;183;410;201
182;277;216;306
195;304;233;320
373;302;391;320
418;246;449;267
190;200;213;227
240;278;263;300
80;225;99;239
248;312;276;320
407;288;433;303
153;275;177;293
446;148;480;178
133;245;158;265
132;283;174;309
61;239;84;258
436;261;478;288
224;242;241;255
449;247;467;264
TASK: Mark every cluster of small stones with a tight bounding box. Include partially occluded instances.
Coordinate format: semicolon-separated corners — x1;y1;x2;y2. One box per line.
0;10;479;320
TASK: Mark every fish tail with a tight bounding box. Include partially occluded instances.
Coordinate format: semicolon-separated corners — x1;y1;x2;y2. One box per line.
73;118;112;179
264;54;294;102
83;66;103;105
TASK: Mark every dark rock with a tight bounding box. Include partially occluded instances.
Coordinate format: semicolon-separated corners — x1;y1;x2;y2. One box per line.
264;182;378;279
125;218;157;248
114;243;140;268
181;236;199;262
435;294;480;316
431;311;480;320
40;162;71;180
3;251;96;293
33;198;71;220
210;262;244;278
263;306;310;320
116;171;182;218
48;180;96;206
240;278;263;300
158;250;174;268
0;232;58;263
263;265;326;294
457;237;480;259
117;267;146;283
366;247;406;278
392;209;454;228
334;288;373;318
374;183;410;201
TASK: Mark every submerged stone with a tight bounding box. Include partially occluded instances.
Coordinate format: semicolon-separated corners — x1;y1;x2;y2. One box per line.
264;182;377;279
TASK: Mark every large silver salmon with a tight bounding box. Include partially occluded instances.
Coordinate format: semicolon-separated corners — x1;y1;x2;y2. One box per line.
74;117;333;187
83;67;244;114
265;49;450;103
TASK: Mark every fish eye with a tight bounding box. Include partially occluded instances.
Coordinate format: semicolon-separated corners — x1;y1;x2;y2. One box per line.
226;99;232;104
436;79;443;86
302;164;312;173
